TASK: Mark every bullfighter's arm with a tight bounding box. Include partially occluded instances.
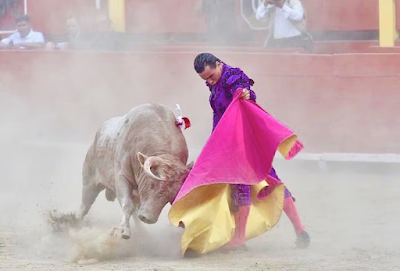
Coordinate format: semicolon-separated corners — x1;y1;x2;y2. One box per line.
223;68;257;102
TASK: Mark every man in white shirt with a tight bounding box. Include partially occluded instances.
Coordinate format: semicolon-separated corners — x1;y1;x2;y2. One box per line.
256;0;313;52
0;14;45;50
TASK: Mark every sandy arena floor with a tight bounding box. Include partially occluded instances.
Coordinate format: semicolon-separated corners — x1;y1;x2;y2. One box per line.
0;77;399;270
1;147;399;271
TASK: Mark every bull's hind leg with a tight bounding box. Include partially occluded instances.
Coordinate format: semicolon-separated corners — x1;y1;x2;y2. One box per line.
77;180;105;220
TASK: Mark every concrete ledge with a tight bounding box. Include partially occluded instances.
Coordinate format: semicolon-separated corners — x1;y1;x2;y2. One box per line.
18;141;400;175
21;141;400;163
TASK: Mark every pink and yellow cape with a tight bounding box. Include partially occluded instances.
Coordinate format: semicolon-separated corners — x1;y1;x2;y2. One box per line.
168;89;303;255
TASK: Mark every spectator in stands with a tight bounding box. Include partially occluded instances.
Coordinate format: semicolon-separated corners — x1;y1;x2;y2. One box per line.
255;0;313;52
45;16;87;50
0;14;44;50
46;13;123;51
89;11;124;51
93;11;113;32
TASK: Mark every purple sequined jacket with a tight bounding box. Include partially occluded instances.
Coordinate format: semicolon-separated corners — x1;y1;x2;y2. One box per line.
207;63;256;131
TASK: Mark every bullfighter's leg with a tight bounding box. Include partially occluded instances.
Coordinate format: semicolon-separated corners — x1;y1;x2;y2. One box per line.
224;184;251;250
271;167;310;248
77;181;105;220
113;174;135;240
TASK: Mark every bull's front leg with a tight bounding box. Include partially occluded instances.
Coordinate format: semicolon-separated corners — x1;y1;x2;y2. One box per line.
113;173;135;239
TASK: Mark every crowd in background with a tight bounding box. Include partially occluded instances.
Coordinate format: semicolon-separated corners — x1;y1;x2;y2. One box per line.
0;12;125;51
0;0;313;52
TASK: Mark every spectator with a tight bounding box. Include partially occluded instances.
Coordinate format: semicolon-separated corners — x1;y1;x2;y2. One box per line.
46;13;123;51
93;11;113;32
255;0;313;52
0;14;44;50
89;11;124;51
45;16;87;50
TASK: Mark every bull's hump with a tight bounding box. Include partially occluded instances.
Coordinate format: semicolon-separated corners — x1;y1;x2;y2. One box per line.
99;116;126;141
128;103;172;121
130;103;168;113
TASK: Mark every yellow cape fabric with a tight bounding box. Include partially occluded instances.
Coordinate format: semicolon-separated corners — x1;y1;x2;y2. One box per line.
168;181;284;255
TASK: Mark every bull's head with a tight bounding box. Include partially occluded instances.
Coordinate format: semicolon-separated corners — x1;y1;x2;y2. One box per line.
135;152;193;224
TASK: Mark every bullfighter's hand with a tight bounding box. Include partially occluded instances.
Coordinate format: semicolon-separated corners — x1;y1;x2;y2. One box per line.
241;88;251;100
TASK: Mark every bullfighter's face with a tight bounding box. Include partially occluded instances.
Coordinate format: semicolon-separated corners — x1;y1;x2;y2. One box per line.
198;61;223;86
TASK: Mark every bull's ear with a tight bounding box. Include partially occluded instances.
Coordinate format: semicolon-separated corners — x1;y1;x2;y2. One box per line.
187;161;194;170
137;152;148;167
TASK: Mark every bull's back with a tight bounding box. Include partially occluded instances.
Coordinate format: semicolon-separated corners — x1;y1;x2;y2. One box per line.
120;103;188;161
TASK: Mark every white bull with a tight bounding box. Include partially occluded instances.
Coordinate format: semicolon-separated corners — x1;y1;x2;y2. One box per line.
77;103;193;239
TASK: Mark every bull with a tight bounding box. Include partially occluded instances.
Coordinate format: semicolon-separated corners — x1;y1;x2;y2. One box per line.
77;103;193;239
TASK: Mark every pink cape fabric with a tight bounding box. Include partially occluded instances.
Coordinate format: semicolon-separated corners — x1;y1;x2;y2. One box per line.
172;89;303;204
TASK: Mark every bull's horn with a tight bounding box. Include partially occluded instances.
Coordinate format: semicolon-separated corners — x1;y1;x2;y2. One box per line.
143;157;166;181
187;161;194;170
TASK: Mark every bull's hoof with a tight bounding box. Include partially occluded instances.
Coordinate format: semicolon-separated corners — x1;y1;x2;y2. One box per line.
109;226;131;240
121;226;131;239
122;232;131;240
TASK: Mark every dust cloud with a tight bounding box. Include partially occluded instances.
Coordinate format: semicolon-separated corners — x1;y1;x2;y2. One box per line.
0;51;193;266
0;30;400;271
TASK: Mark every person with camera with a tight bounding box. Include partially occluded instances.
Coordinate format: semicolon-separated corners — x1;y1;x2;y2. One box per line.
255;0;313;52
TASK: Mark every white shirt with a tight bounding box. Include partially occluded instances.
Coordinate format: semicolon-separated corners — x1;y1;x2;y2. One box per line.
1;29;45;48
256;2;304;39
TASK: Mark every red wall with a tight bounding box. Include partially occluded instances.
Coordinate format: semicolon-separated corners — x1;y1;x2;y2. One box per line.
302;0;379;32
125;0;207;34
1;49;399;154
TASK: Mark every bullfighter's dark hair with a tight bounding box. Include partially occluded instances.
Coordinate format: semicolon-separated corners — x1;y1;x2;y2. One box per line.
194;53;222;73
15;14;30;23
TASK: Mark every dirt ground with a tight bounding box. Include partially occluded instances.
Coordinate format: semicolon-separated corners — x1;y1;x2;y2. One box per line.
1;147;399;271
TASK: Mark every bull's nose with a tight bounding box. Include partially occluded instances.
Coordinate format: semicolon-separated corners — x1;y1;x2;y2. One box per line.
138;214;156;224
